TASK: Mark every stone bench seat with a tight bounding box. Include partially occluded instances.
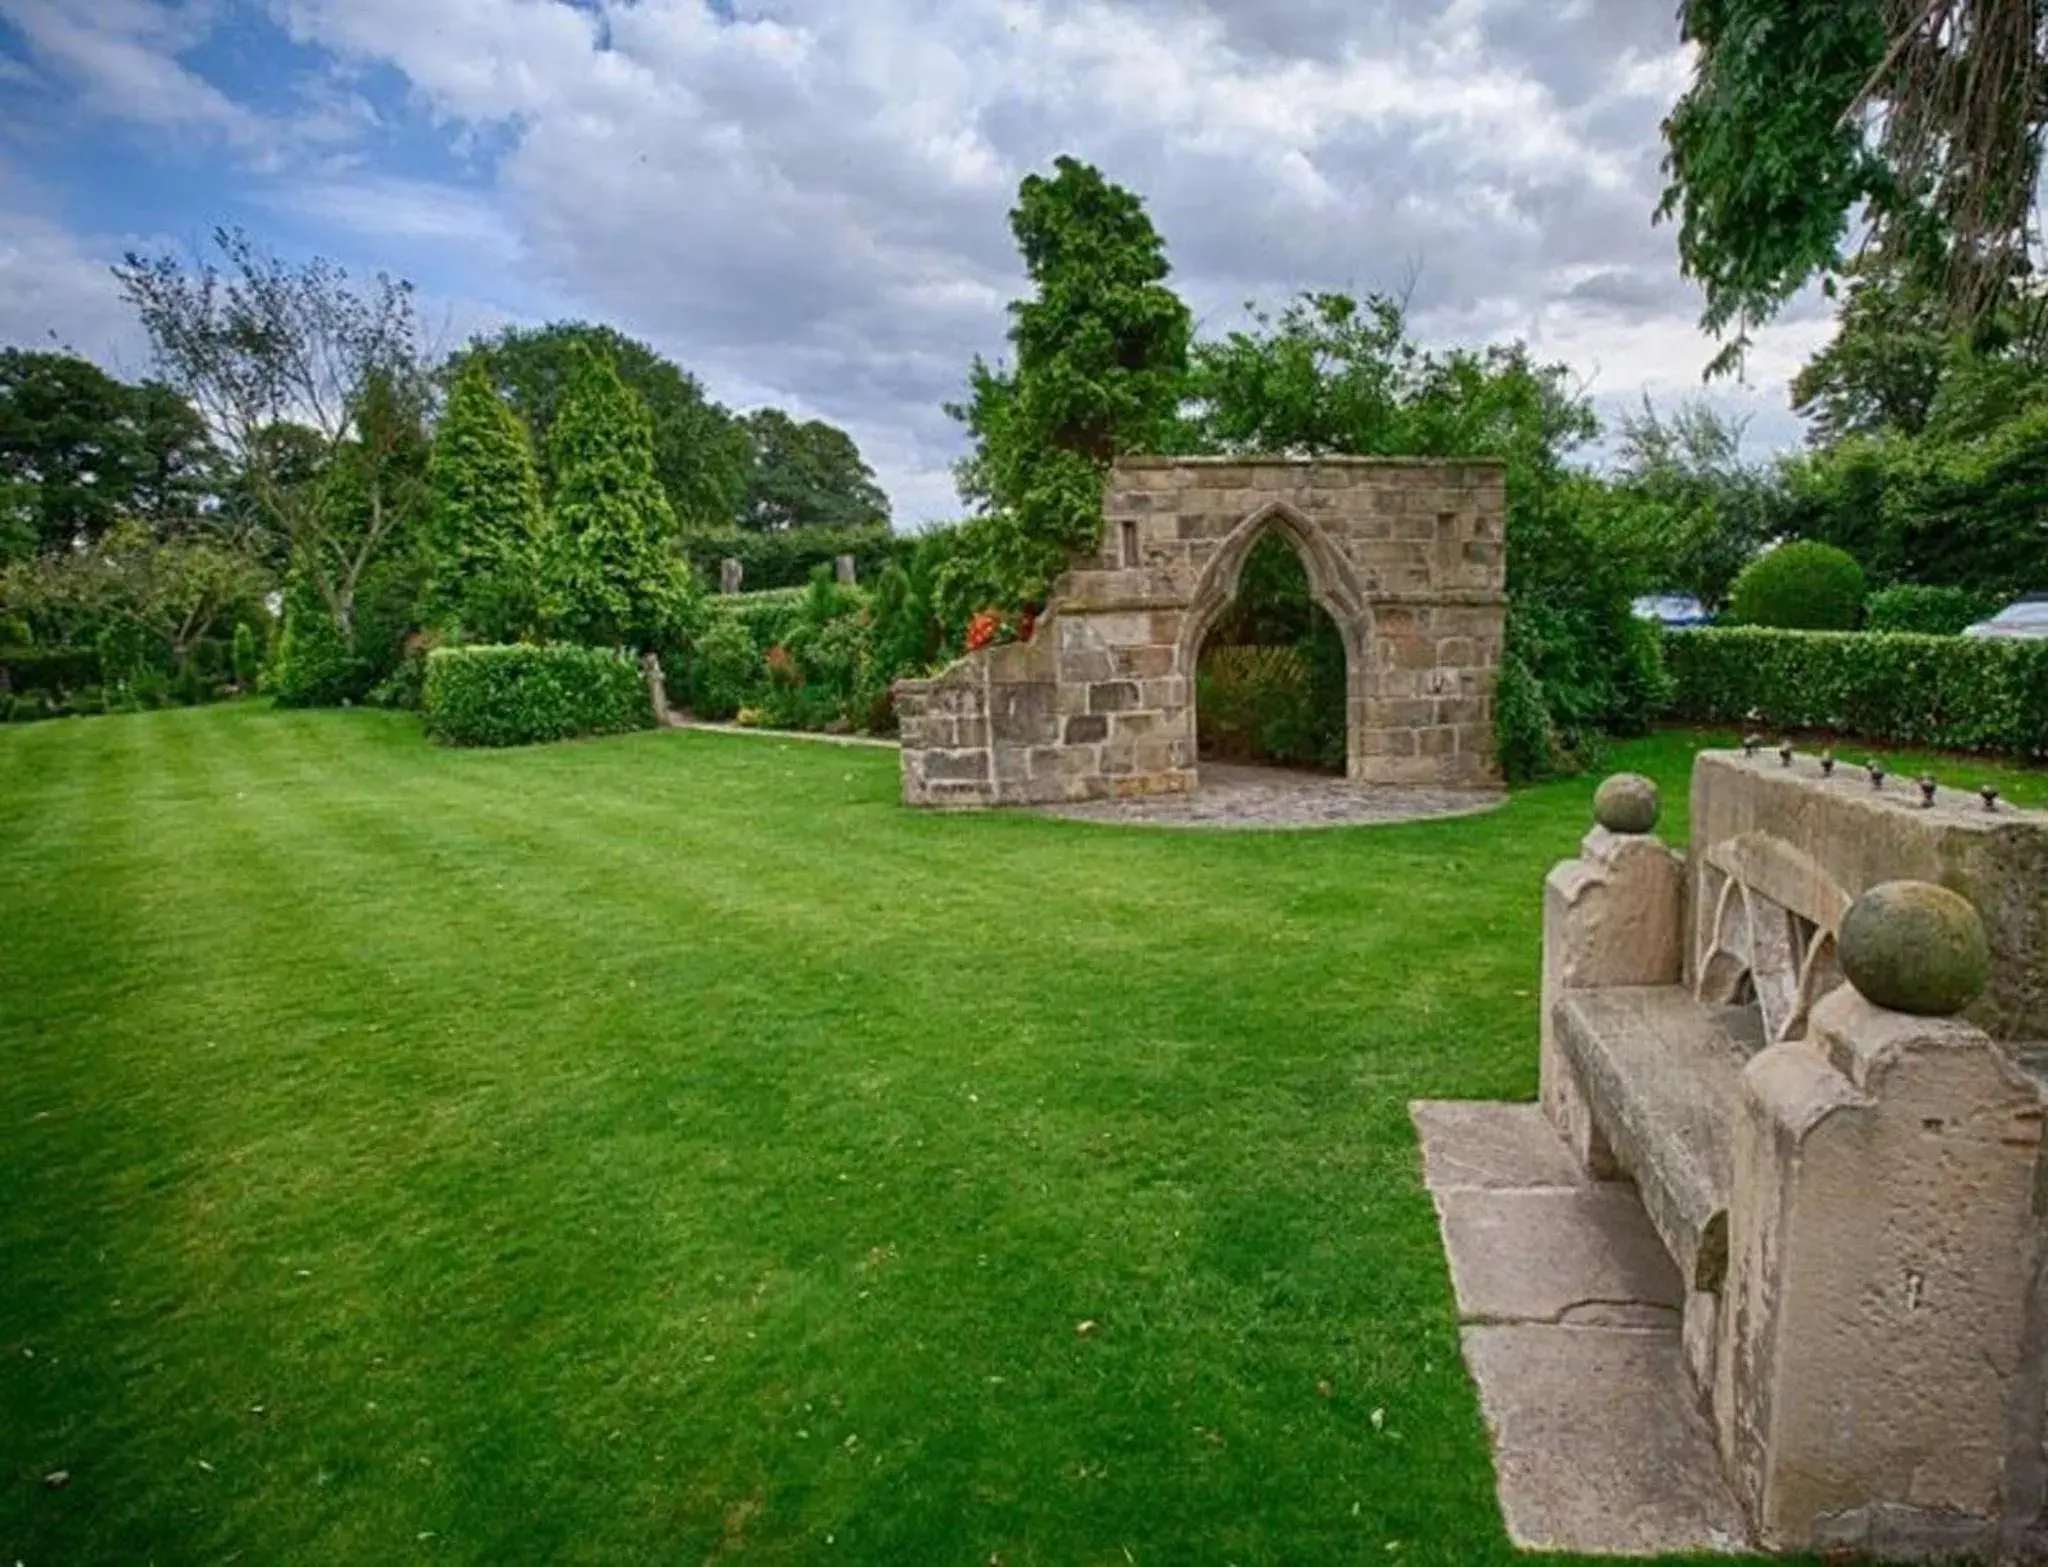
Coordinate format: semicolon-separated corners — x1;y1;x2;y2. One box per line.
1551;984;1757;1292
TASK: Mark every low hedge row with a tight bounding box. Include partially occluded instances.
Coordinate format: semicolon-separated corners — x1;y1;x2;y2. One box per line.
422;645;655;748
1663;627;2048;757
1;645;101;694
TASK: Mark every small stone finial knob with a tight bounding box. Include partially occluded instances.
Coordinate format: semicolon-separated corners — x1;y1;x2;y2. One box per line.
1819;748;1836;777
1981;785;2001;813
1778;741;1795;767
1839;881;1990;1017
1592;773;1659;835
1918;776;1938;808
1867;758;1886;789
1742;732;1763;758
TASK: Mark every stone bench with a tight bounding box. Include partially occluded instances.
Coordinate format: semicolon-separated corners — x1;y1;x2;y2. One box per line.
1550;984;1747;1291
1538;753;2048;1560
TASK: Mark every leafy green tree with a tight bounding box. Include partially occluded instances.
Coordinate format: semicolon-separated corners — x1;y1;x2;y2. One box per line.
1605;399;1778;610
1659;0;2047;362
115;228;427;657
451;323;751;531
1184;293;1413;455
0;519;268;670
950;156;1192;604
739;408;889;532
0;349;215;554
425;361;551;641
549;348;692;650
1790;263;1952;443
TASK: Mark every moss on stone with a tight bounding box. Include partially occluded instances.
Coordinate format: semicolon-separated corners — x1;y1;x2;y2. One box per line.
1839;881;1990;1016
1593;773;1659;835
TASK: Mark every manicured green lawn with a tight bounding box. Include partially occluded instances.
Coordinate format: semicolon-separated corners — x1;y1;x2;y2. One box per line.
1;707;2034;1564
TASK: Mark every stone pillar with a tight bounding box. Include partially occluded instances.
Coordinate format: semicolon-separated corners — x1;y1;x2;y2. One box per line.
1540;774;1685;1173
1717;886;2043;1558
835;553;857;586
641;652;669;726
719;558;744;595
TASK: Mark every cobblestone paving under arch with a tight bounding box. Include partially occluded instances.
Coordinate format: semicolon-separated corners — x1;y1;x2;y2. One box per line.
1028;761;1507;829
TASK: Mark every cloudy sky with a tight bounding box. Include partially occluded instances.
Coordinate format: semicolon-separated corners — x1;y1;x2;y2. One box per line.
0;0;1833;525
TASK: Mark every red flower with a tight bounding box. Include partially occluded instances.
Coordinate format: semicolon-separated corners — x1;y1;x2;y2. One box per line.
966;610;1001;652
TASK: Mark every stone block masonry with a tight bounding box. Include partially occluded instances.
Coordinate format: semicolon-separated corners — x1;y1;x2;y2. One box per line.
896;456;1507;808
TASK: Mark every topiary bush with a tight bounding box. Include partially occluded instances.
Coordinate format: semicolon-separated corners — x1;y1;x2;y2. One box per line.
1863;583;1999;636
1663;627;2048;757
421;644;654;747
1728;542;1867;630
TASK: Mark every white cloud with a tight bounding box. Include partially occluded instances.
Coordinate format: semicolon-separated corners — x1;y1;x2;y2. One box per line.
0;0;258;138
5;0;1835;521
0;201;151;374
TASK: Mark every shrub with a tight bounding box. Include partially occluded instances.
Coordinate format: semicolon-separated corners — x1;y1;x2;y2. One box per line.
1;645;99;695
421;644;654;747
1195;644;1346;772
1663;627;2048;757
231;622;261;688
1494;653;1560;781
1863;584;1999;636
686;616;761;721
267;589;366;708
1728;542;1867;630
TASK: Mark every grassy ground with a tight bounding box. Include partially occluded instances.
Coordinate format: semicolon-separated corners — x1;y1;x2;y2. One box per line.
1;707;2037;1565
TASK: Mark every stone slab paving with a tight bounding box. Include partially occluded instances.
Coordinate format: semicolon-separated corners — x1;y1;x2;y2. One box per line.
1411;1100;1748;1556
1028;762;1506;830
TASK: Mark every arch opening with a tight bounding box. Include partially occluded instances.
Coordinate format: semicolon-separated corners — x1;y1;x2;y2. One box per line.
1184;515;1365;781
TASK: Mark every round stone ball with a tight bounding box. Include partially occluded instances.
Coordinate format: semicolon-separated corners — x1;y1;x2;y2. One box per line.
1838;881;1990;1016
1593;773;1659;835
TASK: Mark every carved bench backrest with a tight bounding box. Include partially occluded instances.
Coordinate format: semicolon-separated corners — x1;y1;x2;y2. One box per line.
1695;832;1851;1045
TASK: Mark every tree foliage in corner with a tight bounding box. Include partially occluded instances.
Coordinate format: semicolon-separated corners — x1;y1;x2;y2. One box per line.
0;350;216;557
950;156;1192;607
1660;0;2048;361
426;361;551;643
549;348;692;651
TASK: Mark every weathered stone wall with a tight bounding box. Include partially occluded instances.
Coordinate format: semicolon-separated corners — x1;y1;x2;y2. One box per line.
897;456;1507;807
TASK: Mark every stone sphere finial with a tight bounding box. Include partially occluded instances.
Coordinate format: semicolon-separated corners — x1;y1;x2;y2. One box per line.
1593;773;1659;835
1838;881;1990;1017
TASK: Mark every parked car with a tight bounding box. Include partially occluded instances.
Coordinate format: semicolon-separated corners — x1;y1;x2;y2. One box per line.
1631;593;1712;629
1961;595;2048;641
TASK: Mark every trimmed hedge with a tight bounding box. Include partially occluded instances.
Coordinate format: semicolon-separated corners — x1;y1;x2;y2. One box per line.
1864;584;1999;635
422;644;654;748
1663;627;2048;757
1;645;100;694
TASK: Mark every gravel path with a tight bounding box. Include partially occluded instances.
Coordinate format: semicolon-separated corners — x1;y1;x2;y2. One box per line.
1033;762;1506;830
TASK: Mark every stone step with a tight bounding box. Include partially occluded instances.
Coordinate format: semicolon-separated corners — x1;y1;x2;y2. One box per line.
1551;985;1751;1291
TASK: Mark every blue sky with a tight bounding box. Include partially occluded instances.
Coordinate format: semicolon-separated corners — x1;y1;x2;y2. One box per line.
0;0;1832;524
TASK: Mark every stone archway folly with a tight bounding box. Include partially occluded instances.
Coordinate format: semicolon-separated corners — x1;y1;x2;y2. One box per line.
895;456;1506;807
